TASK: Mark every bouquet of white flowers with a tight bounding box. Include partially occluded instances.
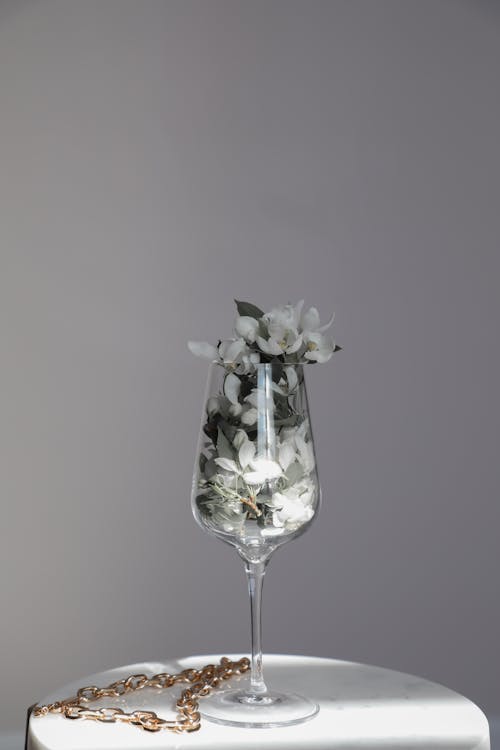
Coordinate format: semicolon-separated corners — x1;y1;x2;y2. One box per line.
189;299;339;367
189;300;339;537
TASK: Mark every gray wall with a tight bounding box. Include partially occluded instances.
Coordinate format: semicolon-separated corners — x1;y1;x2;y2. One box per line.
1;0;499;733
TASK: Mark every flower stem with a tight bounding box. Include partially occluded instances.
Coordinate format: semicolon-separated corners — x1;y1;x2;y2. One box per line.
241;496;261;516
245;560;268;694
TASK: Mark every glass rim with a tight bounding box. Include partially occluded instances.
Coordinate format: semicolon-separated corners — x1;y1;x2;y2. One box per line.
206;360;309;368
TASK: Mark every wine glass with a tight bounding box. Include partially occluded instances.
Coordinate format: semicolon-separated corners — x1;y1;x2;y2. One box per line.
191;361;320;727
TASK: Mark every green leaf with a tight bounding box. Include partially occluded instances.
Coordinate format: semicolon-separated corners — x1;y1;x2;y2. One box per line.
275;414;300;428
270;360;284;383
203;420;218;446
258;319;268;338
235;300;265;319
239;377;253;400
218;419;237;444
216;426;234;459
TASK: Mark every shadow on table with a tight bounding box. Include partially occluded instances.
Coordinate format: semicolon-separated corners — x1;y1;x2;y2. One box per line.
25;706;36;750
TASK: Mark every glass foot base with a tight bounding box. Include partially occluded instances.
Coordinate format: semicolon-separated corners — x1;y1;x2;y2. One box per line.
200;688;319;728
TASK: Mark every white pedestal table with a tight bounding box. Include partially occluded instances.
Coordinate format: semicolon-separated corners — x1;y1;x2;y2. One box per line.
28;654;490;750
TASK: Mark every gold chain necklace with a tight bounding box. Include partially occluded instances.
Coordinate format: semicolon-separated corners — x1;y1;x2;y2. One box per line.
34;656;249;733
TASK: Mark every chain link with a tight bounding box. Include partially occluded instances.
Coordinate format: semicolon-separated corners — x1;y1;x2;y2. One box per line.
33;656;250;733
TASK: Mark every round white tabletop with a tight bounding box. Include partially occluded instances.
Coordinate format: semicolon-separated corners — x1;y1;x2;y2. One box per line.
28;654;490;750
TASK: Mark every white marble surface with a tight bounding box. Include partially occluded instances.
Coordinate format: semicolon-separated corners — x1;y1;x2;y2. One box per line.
28;654;490;750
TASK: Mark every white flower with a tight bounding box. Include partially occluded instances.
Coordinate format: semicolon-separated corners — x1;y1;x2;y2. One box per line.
254;300;336;361
232;429;247;450
256;331;303;357
188;341;219;360
231;430;256;469
277;420;315;475
242;458;283;485
264;302;303;334
237;389;259;425
278;440;296;471
240;350;260;374
303;331;335;363
241;407;258;425
261;526;284;537
223;372;241;405
214;457;240;473
269;486;314;529
300;306;334;334
295;434;315;473
218;339;247;367
212;435;281;488
216;339;260;374
238;437;256;469
255;302;306;357
280;418;308;444
188;337;255;371
189;299;337;367
244;389;259;408
273;496;312;528
235;316;260;343
284;366;298;393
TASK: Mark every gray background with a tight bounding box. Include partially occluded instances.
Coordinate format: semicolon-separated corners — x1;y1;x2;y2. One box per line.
0;0;499;738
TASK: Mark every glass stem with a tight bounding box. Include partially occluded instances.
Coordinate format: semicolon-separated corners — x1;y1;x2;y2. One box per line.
245;560;268;694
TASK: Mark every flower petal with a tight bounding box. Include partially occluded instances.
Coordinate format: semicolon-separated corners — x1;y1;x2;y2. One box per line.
318;312;335;332
304;330;322;346
223;338;246;364
267;321;287;341
233;429;247;449
265;304;299;333
188;341;219;360
244;390;259;408
300;307;321;332
239;439;256;469
243;458;282;484
312;348;334;363
295;299;305;323
286;333;303;354
235;316;259;343
257;336;283;356
295;435;315;472
278;441;295;471
249;458;283;480
224;372;241;405
241;407;258;425
214;457;240;473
